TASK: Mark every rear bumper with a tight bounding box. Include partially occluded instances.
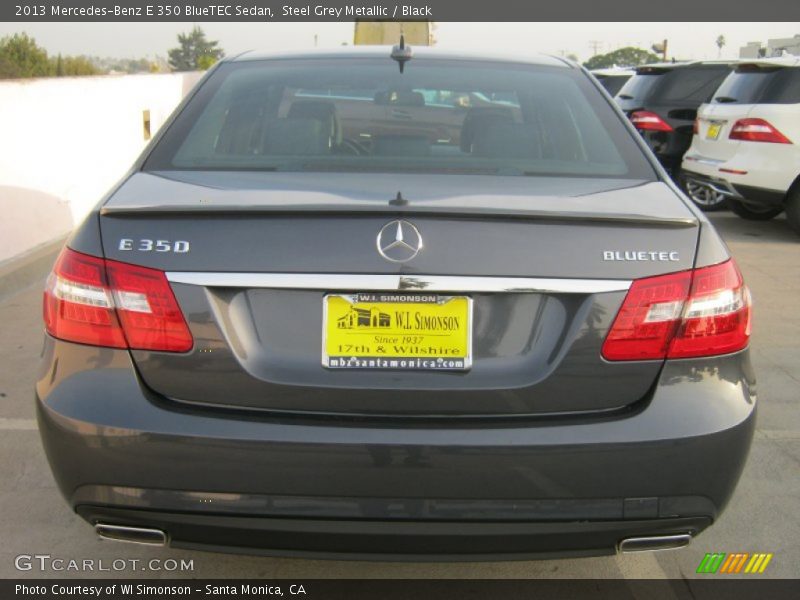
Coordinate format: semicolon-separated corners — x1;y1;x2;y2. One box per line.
681;169;786;208
76;505;710;561
680;169;741;199
36;339;756;559
682;148;796;204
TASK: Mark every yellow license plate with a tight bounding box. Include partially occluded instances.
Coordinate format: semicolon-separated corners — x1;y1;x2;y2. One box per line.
323;293;472;371
707;123;722;140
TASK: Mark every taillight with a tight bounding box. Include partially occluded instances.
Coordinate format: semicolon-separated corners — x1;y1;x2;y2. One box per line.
669;261;751;358
43;250;127;349
729;118;792;144
601;270;691;361
44;248;193;352
693;118;699;135
602;260;751;361
630;110;674;132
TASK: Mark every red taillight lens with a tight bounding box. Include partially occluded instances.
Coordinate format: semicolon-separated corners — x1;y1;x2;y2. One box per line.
693;118;699;135
601;270;691;361
729;118;792;144
630;110;674;132
44;248;193;353
105;259;194;352
43;250;127;348
668;261;751;358
602;260;751;361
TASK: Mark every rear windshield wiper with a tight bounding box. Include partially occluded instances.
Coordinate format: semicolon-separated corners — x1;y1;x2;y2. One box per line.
714;96;738;103
617;94;634;100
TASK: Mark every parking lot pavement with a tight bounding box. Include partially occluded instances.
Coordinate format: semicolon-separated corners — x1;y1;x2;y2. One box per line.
1;211;797;580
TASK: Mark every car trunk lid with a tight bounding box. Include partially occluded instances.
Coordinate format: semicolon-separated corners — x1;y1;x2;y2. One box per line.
98;171;699;418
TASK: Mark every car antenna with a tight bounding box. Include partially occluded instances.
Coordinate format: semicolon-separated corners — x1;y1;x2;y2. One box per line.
389;191;409;206
391;35;413;73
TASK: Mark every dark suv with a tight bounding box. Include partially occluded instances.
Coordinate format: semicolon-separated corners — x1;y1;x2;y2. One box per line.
615;61;734;208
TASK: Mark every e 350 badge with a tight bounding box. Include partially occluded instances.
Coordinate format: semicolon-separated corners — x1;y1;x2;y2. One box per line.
118;239;190;253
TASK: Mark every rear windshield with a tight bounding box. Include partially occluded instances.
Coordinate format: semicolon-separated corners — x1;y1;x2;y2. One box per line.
616;72;662;102
145;58;655;179
617;66;731;106
713;66;800;104
653;66;731;104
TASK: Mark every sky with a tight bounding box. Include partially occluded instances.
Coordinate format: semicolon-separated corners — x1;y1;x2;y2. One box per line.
1;22;798;63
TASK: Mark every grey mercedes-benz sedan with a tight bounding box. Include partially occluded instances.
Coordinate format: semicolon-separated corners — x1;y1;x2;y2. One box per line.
36;47;755;559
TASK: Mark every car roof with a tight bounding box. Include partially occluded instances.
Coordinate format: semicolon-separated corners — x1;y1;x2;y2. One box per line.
735;56;800;68
590;67;636;76
635;60;738;72
228;46;572;69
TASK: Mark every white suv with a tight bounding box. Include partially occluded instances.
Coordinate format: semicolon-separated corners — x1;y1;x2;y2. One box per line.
681;57;800;233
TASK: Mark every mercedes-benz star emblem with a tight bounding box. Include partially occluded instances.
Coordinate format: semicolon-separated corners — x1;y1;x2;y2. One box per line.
376;220;423;263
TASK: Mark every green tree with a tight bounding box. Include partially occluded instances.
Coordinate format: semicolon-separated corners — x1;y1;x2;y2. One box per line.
716;35;726;58
0;33;51;78
196;54;219;70
583;47;661;70
168;26;224;71
58;55;100;76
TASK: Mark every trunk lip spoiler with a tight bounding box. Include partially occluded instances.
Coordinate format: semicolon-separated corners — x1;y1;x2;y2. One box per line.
100;205;698;227
165;272;632;294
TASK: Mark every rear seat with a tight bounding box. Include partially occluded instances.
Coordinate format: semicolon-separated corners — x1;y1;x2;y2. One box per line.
261;118;330;155
472;121;543;159
460;107;515;153
461;107;542;159
372;135;431;157
287;100;342;149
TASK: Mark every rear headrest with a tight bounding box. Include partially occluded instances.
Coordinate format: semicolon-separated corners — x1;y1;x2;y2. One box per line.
287;100;341;145
460;107;515;153
471;121;542;160
262;118;329;155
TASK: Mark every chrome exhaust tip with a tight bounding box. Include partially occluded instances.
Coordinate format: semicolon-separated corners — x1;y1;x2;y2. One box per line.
618;533;692;553
95;523;168;546
683;176;737;199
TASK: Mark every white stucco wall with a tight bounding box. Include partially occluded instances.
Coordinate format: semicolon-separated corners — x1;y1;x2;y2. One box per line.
0;72;202;264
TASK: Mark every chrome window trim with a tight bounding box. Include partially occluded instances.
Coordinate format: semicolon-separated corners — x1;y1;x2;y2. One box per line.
166;272;632;294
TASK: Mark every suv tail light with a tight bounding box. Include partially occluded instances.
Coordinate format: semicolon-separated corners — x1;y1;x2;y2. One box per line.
692;118;699;135
729;118;792;144
44;248;193;352
630;110;674;132
602;259;751;361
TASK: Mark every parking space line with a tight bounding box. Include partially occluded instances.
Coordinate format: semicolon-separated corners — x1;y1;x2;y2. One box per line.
755;429;800;441
0;418;37;430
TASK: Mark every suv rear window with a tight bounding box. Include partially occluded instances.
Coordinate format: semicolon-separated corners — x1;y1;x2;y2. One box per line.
617;65;732;107
714;66;800;104
652;66;731;104
145;58;655;179
616;72;661;102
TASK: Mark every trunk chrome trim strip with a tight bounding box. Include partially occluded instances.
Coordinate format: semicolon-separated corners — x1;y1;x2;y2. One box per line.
166;273;632;294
